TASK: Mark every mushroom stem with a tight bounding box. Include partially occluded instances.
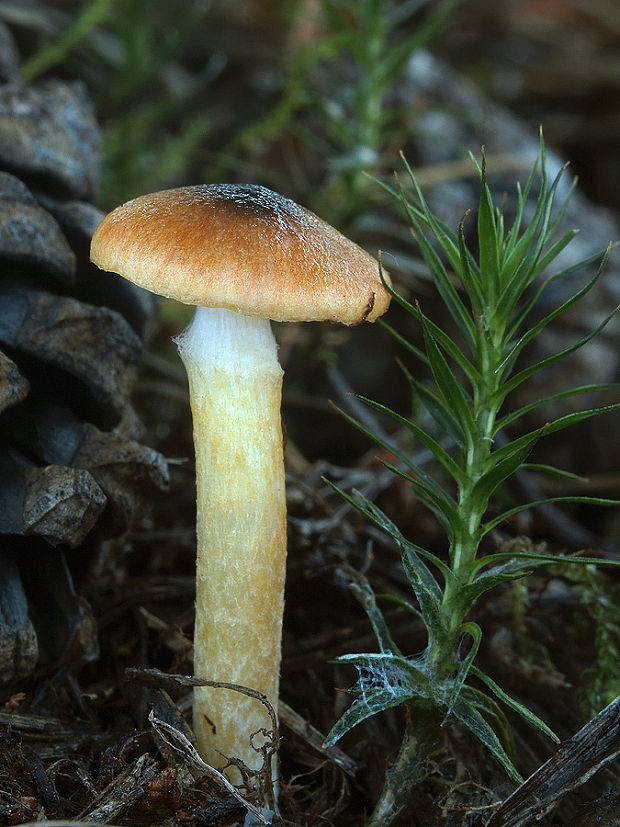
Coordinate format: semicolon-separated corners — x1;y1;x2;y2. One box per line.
176;306;286;777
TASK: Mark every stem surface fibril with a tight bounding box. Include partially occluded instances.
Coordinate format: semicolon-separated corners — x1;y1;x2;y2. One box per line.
176;306;286;778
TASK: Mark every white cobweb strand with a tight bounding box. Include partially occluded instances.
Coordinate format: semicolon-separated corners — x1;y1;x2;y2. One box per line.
356;660;408;706
175;305;286;784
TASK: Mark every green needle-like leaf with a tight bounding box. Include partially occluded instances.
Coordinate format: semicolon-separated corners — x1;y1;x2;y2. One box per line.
397;163;477;348
473;548;620;574
446;621;482;717
324;653;437;746
497;228;578;328
355;394;465;485
324;685;414;746
495;303;619;402
475;151;500;303
400;542;448;641
456;211;485;314
415;307;481;386
460;684;518;762
481;425;547;473
417;306;476;440
322;477;399;547
495;246;612;384
329;402;460;530
452;559;537;610
495;382;620;431
342;567;402;655
504;247;605;344
496;401;620;451
470;666;559;742
398;361;467;447
378;317;429;365
378;457;459;538
400;537;456;595
500;156;539;264
482;496;620;536
451;695;523;783
378;592;424;621
471;428;544;505
520;463;587;481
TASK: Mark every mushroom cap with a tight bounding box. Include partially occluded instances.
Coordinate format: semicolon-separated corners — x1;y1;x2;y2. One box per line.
90;184;390;324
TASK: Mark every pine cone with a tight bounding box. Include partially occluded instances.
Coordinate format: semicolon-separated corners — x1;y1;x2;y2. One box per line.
0;22;169;684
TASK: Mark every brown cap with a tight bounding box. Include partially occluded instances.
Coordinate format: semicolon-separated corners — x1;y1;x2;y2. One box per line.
90;184;390;325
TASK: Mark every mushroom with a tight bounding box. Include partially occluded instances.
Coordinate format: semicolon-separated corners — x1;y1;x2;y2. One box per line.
90;183;390;781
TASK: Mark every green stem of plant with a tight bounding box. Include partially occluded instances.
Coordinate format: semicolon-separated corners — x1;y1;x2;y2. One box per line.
438;334;503;671
366;705;443;827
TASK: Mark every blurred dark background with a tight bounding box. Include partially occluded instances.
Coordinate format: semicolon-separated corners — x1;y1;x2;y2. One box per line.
0;2;619;823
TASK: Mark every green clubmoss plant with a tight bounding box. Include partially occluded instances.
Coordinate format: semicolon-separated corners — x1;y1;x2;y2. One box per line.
22;0;213;208
324;134;620;825
208;0;461;229
566;565;620;716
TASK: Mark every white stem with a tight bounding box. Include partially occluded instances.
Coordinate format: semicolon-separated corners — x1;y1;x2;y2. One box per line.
176;306;286;779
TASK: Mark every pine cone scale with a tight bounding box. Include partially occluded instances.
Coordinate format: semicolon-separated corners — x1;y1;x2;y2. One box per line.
0;80;100;200
0;21;169;682
0;349;29;414
0;286;143;417
0;171;76;282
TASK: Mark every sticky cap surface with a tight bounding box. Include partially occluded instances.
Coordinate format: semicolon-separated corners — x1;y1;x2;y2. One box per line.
90;184;390;324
